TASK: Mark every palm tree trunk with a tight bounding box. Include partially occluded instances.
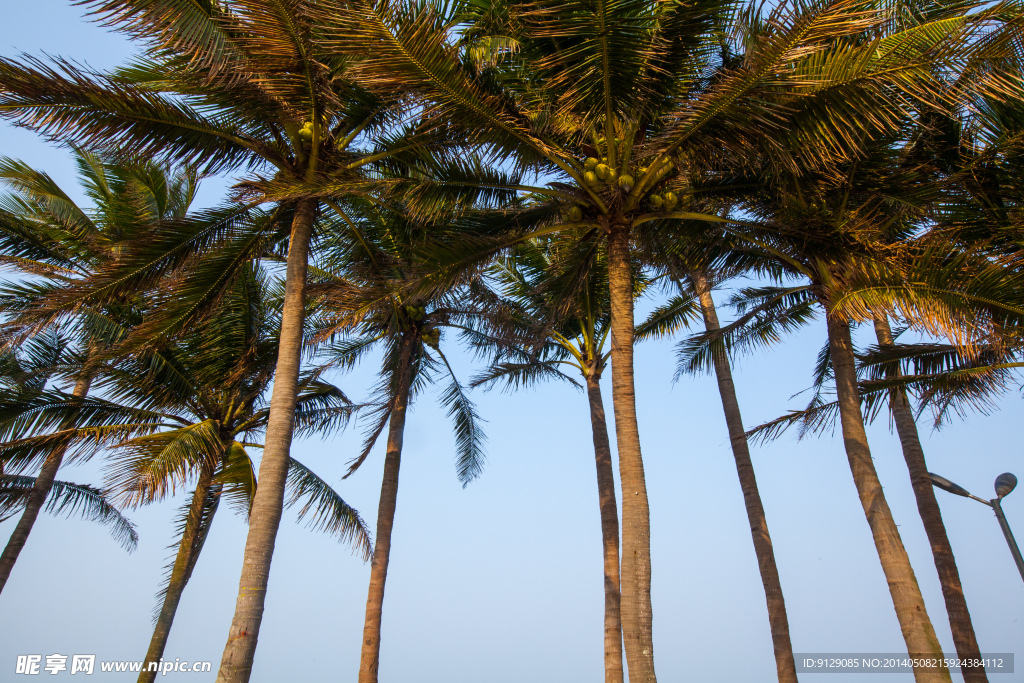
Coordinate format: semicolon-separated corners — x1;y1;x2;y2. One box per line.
0;374;92;595
586;369;624;683
216;197;316;683
139;462;217;683
825;311;949;683
871;315;987;683
606;223;656;683
358;334;416;683
691;271;798;683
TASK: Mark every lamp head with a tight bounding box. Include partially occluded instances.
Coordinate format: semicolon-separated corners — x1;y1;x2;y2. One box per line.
929;472;972;498
995;473;1018;499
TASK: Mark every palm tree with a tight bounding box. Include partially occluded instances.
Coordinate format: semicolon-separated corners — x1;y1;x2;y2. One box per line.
0;152;196;594
646;259;800;683
463;237;649;683
0;3;422;676
96;265;371;683
0;262;371;682
321;3;980;675
708;128;1024;680
308;205;485;683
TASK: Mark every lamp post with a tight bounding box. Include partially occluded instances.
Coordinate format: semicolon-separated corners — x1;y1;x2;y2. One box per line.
929;471;1024;583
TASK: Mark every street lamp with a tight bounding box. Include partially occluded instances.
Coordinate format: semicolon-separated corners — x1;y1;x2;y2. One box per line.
929;471;1024;583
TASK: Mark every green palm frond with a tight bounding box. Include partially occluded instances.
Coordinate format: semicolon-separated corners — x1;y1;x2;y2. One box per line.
105;420;224;507
285;457;373;560
470;360;583;392
433;347;487;486
677;285;817;375
0;474;138;550
635;292;701;341
0;56;265;174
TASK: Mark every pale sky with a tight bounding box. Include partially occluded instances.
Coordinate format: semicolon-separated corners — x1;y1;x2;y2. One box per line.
0;3;1021;681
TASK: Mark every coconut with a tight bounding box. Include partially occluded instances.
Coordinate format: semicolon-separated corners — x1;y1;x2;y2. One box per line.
404;305;426;322
595;164;610;180
663;191;679;211
605;168;618;184
422;327;441;348
618;175;635;192
648;194;664;209
567;205;583;221
584;157;599;171
584;171;599;185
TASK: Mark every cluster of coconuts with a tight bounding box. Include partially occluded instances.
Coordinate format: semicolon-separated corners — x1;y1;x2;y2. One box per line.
404;304;441;348
574;140;680;215
297;121;315;144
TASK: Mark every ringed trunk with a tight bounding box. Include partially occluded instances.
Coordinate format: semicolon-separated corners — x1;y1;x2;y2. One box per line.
586;368;624;683
826;312;949;683
357;334;416;683
691;271;798;683
0;374;92;595
871;315;987;683
139;462;218;683
606;223;656;683
215;197;316;683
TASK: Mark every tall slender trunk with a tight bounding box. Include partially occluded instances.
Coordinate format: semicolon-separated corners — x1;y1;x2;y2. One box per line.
586;368;624;683
216;198;316;683
358;334;416;683
139;461;217;683
606;223;656;683
826;311;949;683
691;272;798;683
871;315;987;683
0;374;92;595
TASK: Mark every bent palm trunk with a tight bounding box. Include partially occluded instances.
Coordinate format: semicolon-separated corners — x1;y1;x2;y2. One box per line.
358;335;416;683
871;315;987;683
0;374;92;595
586;368;624;683
826;312;949;683
607;223;656;683
139;462;217;683
692;272;798;683
216;198;316;683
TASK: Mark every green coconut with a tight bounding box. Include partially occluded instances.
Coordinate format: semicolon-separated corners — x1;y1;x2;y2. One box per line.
648;194;664;209
663;191;679;211
617;175;635;192
605;168;618;184
584;171;599;185
584;157;599;171
567;205;583;221
594;164;610;180
422;326;441;348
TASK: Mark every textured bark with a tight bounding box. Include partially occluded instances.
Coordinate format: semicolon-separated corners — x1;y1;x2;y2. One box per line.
358;334;416;683
0;374;92;595
606;223;656;683
139;462;216;683
215;198;316;683
692;272;798;683
826;313;949;683
586;369;624;683
872;315;987;683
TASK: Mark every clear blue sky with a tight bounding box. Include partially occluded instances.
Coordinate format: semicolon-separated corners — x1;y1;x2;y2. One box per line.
0;3;1021;681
